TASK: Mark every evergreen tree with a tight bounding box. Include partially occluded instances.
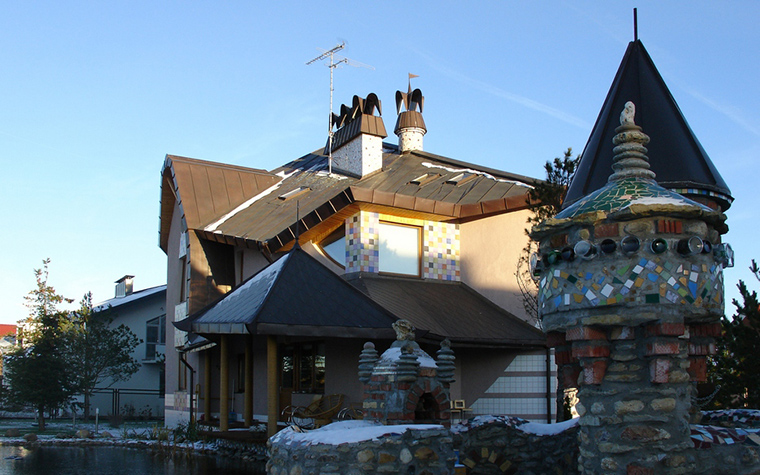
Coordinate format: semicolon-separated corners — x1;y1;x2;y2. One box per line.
516;148;579;325
710;260;760;408
5;260;76;430
66;293;142;419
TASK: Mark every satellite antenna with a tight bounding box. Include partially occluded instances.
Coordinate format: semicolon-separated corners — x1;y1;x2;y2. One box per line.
307;42;374;174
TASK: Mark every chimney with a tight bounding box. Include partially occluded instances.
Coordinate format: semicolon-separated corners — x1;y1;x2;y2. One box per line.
394;86;426;153
326;93;387;177
115;275;134;298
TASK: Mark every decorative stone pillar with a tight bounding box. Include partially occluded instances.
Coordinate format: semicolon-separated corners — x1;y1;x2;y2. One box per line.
531;102;731;474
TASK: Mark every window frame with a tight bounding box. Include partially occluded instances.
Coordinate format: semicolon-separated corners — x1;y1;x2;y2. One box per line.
280;341;326;394
318;227;346;269
378;221;422;277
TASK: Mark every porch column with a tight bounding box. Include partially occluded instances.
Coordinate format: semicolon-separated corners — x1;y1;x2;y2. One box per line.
204;350;212;422
244;334;253;427
267;335;278;437
219;334;229;431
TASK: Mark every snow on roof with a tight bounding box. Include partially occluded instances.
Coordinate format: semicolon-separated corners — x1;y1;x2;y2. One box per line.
270;420;444;446
379;346;438;369
421;162;533;188
94;285;166;312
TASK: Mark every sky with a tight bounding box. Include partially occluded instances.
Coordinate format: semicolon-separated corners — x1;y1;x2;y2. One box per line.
1;1;758;324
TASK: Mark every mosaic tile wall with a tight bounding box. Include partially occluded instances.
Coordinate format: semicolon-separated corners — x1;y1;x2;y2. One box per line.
539;255;724;315
346;211;379;273
422;221;460;281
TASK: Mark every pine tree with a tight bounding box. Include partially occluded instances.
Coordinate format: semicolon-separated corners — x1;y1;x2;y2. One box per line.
709;260;760;408
5;260;76;431
516;148;579;325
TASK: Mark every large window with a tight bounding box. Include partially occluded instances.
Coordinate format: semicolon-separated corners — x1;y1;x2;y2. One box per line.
378;222;421;276
320;228;346;268
146;314;166;361
281;342;325;394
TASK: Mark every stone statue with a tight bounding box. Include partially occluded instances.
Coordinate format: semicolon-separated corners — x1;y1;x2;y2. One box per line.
392;319;416;341
620;101;636;126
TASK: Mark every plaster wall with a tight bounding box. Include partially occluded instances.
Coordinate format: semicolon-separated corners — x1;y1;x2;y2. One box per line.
460;209;533;323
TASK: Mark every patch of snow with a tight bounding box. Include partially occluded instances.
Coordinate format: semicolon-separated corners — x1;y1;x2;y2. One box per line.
627;196;694;207
520;417;579;435
379;346;438;369
270;420;443;446
204;169;296;233
421;162;533;188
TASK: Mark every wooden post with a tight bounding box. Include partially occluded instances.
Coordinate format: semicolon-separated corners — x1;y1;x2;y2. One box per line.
219;334;229;432
267;335;278;437
204;349;212;422
244;335;253;427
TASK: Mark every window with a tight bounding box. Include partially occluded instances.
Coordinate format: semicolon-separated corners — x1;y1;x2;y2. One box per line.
281;342;325;393
319;227;346;268
145;315;166;361
379;222;420;276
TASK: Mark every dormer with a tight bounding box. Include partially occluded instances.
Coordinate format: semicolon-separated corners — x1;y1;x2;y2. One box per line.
394;86;426;153
327;93;387;177
115;275;134;298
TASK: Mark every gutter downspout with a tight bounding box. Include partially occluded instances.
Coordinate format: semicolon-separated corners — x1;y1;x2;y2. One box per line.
546;347;552;424
180;353;196;426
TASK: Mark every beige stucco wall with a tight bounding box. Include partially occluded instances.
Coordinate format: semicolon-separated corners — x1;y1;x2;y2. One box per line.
459;209;534;323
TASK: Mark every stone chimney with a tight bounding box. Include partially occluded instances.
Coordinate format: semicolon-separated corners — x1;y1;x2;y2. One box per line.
531;102;731;474
327;93;387;177
394;86;426;153
115;275;134;298
359;320;454;427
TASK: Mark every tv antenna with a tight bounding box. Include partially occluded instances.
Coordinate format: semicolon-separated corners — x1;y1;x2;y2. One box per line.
307;42;374;174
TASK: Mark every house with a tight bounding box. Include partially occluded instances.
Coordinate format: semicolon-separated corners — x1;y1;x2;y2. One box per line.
90;275;167;419
159;86;552;434
0;325;17;386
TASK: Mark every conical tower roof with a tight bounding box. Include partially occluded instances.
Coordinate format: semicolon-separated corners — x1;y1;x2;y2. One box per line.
564;40;733;211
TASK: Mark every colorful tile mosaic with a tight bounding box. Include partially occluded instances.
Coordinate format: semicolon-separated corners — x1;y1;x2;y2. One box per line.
346;211;379;273
422;221;461;281
538;255;724;315
555;177;711;220
690;424;760;450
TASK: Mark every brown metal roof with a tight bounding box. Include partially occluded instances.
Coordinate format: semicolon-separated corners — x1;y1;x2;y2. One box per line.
159;155;280;252
196;146;539;253
345;272;546;348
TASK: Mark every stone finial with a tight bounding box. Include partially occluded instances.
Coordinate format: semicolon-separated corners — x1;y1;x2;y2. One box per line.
436;339;456;384
608;101;656;183
396;342;420;382
393;320;416;341
620;101;636;126
358;342;379;384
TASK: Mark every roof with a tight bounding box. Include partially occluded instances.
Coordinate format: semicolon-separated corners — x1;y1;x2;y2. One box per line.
176;248;398;339
159;155;281;252
0;324;16;338
345;273;546;348
197;145;539;253
564;40;732;211
94;285;166;312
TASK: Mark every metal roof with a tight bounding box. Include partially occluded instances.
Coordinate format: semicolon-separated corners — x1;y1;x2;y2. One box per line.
345;273;546;348
176;248;398;339
564;40;733;211
197;146;539;253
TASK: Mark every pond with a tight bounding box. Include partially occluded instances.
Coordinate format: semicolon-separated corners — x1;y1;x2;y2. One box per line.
0;445;265;475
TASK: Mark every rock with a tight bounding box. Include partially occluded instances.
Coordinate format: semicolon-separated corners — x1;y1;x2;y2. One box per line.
5;428;21;437
614;400;644;415
414;447;437;461
399;448;413;464
75;429;91;439
356;449;374;463
22;433;37;442
100;431;113;438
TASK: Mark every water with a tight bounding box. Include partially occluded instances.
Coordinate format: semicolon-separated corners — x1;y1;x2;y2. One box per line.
0;445;265;475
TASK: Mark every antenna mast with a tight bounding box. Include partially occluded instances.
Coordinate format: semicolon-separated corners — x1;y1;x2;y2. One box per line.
306;42;374;174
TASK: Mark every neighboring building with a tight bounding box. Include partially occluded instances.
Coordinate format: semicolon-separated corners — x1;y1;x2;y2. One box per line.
90;276;167;419
0;325;17;386
160;86;553;432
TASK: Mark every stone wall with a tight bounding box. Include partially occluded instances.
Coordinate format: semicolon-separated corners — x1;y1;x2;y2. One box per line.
267;421;454;475
453;416;579;475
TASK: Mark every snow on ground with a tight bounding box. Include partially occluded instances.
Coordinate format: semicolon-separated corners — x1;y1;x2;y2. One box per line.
271;420;444;446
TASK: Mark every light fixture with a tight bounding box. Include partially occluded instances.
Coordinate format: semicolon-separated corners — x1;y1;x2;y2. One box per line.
600;239;617;255
620;236;640;255
574;240;597;260
677;236;703;256
650;238;668;254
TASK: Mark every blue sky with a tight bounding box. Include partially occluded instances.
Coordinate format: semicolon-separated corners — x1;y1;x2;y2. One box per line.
1;1;758;324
